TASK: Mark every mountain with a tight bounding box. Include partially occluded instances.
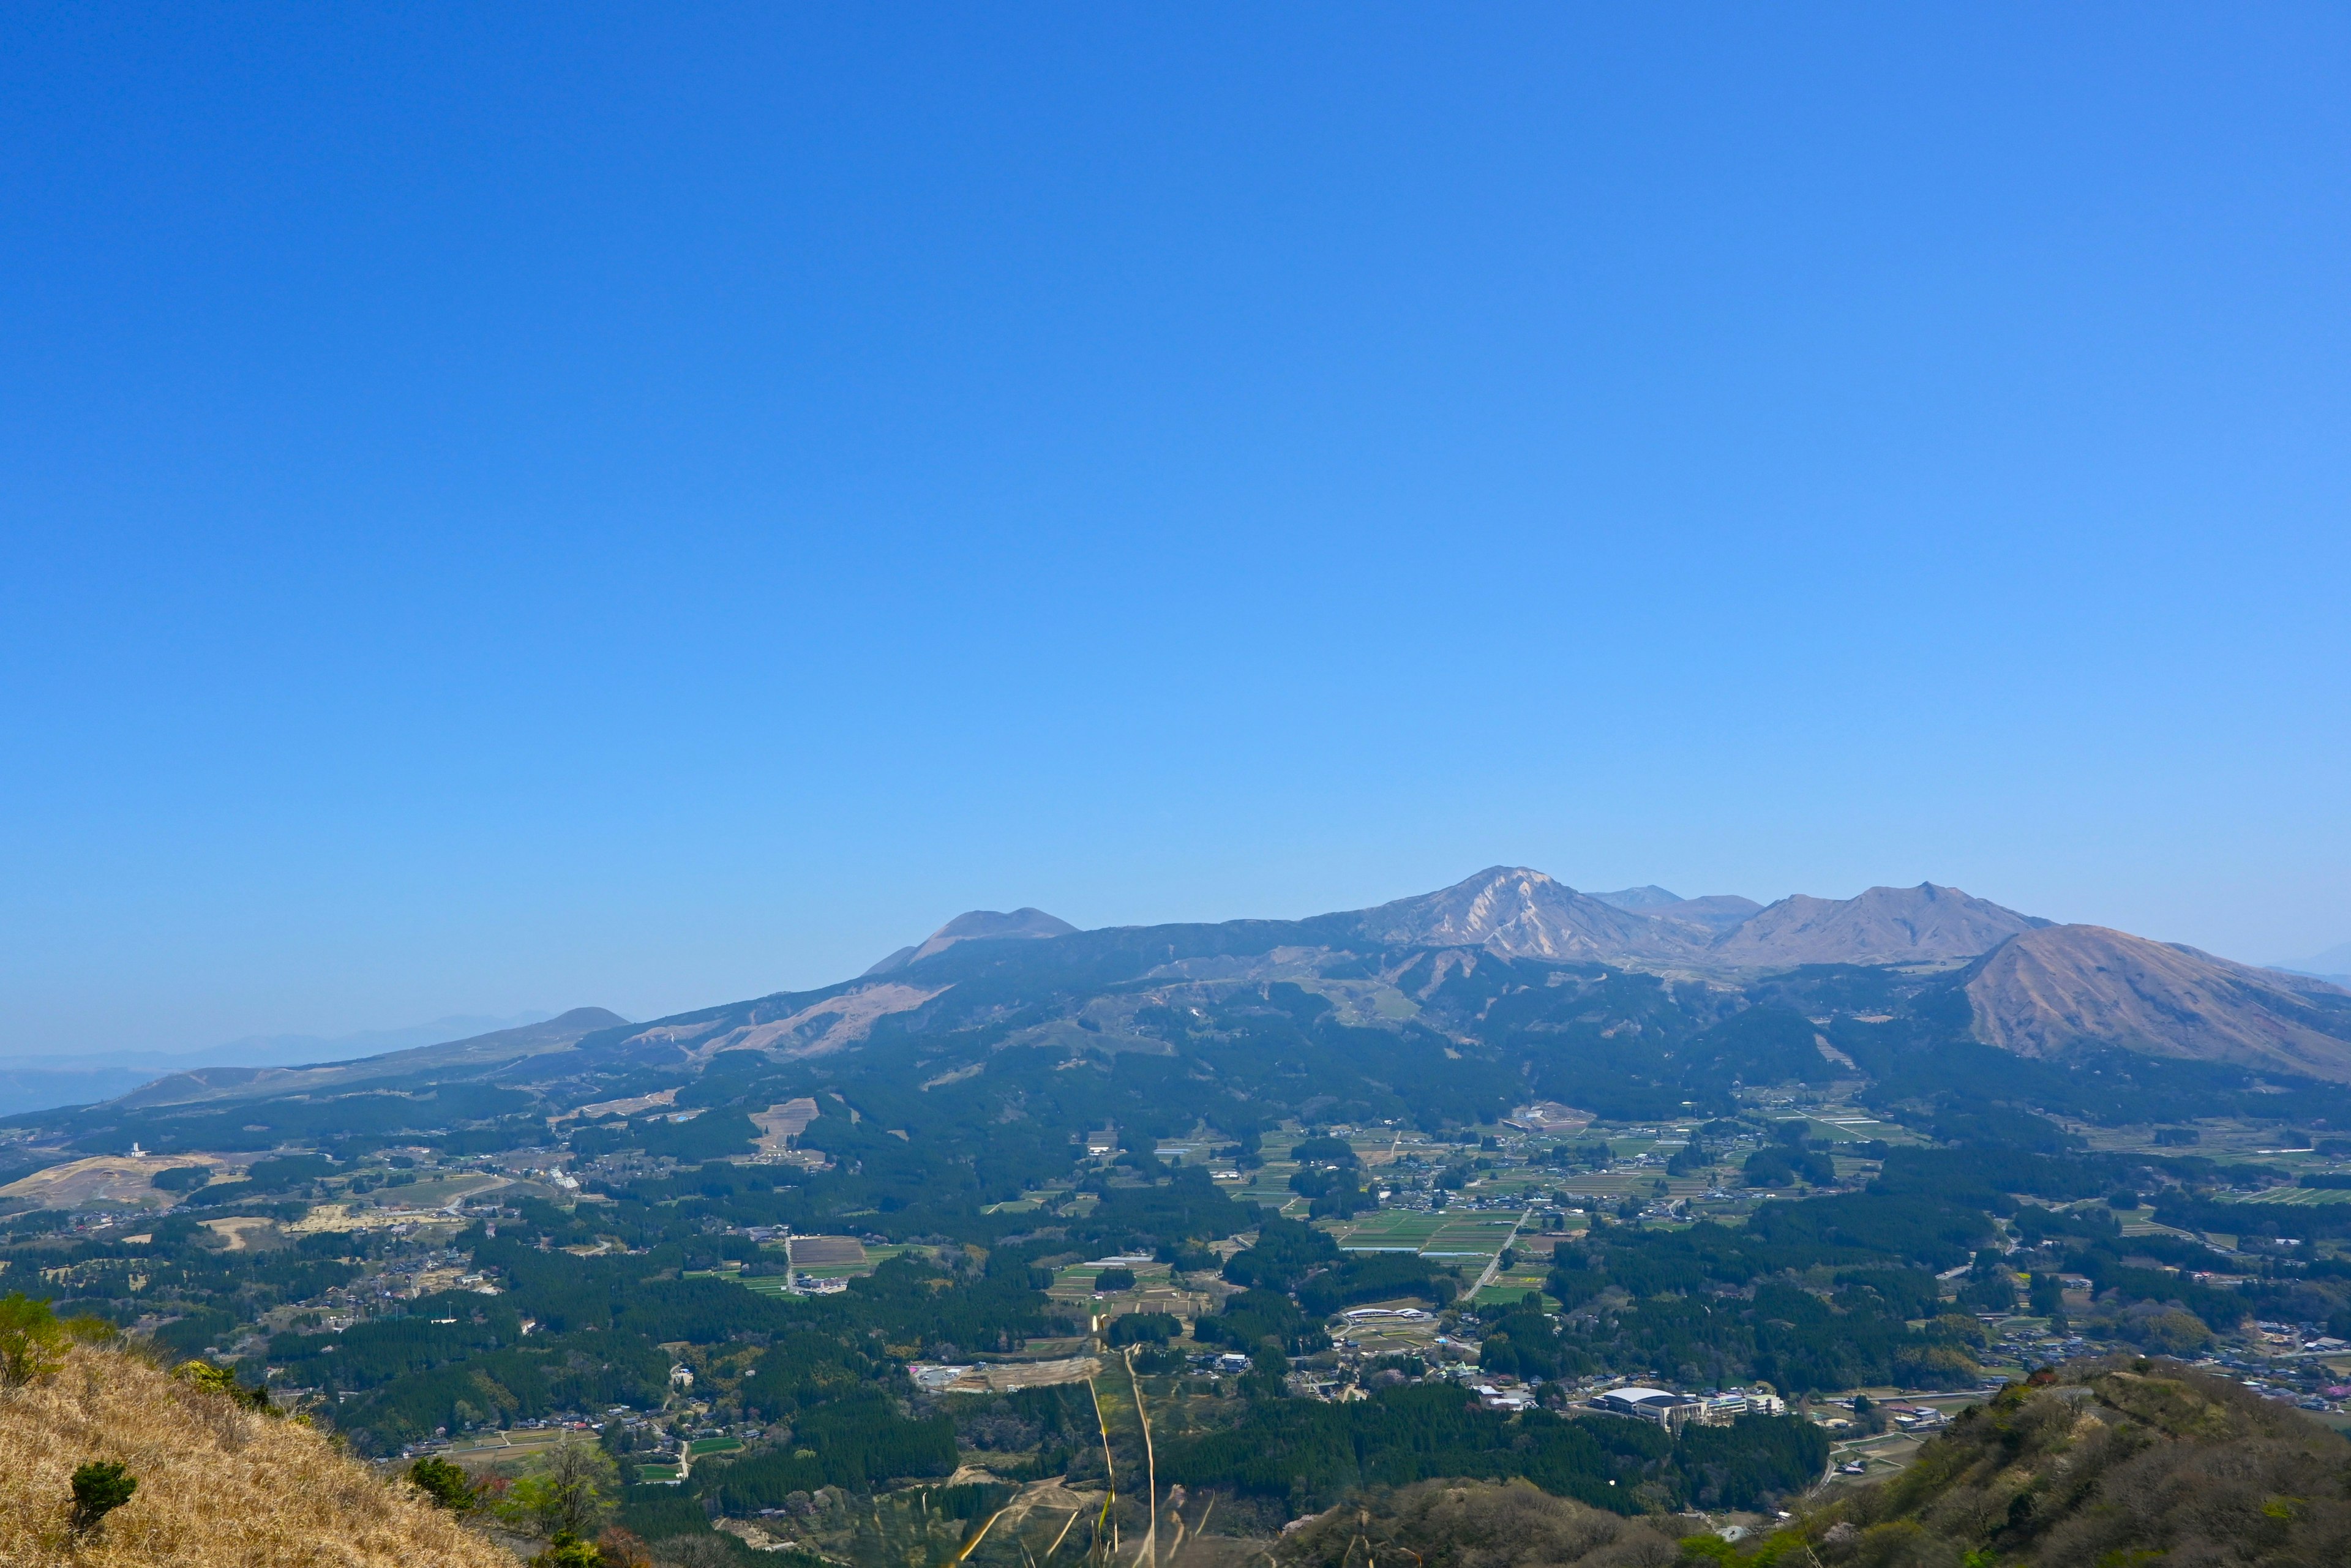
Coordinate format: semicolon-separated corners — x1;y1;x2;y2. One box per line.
1355;871;2033;970
1589;885;1766;932
1703;882;2047;967
21;868;2340;1139
2276;939;2351;984
863;907;1078;975
1587;884;1685;910
1967;923;2351;1081
1352;866;1708;963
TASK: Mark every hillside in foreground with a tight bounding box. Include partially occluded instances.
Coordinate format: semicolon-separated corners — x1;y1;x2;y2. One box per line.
0;1343;511;1568
1720;1356;2351;1566
1278;1359;2351;1568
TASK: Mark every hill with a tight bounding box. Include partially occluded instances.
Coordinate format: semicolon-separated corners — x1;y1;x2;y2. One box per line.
0;1343;509;1567
1968;924;2351;1081
1722;1357;2351;1566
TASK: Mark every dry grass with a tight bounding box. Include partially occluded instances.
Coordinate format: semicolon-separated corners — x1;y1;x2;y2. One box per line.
0;1345;516;1567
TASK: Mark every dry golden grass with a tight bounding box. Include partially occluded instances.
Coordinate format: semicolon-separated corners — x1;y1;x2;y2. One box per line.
0;1345;517;1567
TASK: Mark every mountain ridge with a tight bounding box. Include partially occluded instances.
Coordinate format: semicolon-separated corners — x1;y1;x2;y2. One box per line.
1967;923;2351;1081
18;869;2331;1120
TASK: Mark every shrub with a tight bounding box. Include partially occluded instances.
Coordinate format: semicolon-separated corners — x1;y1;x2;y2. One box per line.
411;1455;478;1511
0;1294;65;1387
69;1460;137;1536
532;1529;602;1567
174;1358;274;1412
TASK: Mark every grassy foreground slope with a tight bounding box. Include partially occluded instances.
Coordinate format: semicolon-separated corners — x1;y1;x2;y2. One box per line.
1750;1357;2351;1566
0;1345;511;1567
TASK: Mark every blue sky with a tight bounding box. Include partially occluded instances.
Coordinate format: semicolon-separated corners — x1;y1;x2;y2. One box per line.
4;5;2348;1054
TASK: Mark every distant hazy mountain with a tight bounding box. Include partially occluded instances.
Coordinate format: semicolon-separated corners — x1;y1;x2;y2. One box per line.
1703;883;2047;968
1588;885;1685;910
1591;886;1766;934
0;1010;561;1117
2275;940;2351;985
1968;925;2351;1081
863;907;1078;975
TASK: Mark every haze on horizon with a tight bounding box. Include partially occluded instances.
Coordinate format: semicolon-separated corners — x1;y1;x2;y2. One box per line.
4;6;2347;1058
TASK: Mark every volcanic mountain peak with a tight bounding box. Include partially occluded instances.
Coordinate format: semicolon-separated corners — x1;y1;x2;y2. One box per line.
1351;866;1702;962
1706;881;2046;967
864;906;1078;975
1967;923;2351;1081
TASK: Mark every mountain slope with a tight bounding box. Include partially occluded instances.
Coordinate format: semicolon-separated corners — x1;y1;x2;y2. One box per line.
1967;924;2351;1081
0;1345;510;1567
1706;882;2045;967
110;1007;629;1109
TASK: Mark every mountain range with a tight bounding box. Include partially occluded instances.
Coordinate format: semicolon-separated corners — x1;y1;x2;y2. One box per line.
24;868;2351;1135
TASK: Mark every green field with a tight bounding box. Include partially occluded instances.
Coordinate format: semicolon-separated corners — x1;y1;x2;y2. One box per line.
1475;1283;1555;1308
1321;1208;1526;1270
1325;1210;1450;1249
2222;1187;2351;1205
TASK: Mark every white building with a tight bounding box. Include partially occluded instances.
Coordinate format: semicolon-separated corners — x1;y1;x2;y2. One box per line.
1591;1386;1702;1428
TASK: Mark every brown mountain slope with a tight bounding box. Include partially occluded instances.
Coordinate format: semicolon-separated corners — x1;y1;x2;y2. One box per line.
1352;866;1707;963
0;1345;510;1567
1704;882;2045;967
1967;923;2351;1081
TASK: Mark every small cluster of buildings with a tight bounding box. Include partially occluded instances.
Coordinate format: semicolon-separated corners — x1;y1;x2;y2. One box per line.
1588;1385;1787;1429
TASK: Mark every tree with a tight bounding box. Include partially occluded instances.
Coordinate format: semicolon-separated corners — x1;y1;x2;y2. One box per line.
504;1433;620;1540
0;1292;66;1387
596;1526;654;1567
70;1460;137;1536
410;1455;478;1511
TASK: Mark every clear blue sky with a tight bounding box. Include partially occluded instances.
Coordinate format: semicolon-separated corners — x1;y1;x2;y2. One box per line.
5;5;2347;1055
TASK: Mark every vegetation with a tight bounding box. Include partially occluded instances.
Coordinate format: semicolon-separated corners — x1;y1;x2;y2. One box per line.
1160;1383;1826;1515
70;1460;137;1536
1703;1359;2351;1566
0;1343;511;1566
